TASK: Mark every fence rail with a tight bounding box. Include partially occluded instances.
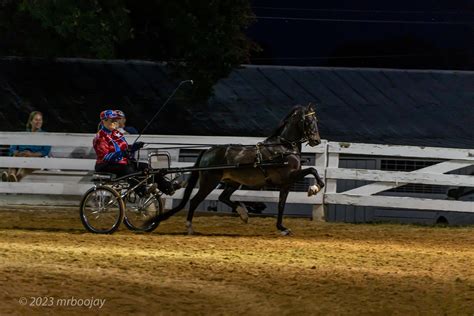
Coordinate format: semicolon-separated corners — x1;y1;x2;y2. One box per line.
1;132;473;216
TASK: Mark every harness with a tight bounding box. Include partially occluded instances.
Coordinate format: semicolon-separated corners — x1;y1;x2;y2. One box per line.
253;110;317;184
254;142;271;184
253;141;299;184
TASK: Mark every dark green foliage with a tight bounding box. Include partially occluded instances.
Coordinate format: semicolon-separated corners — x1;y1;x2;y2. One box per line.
0;0;257;97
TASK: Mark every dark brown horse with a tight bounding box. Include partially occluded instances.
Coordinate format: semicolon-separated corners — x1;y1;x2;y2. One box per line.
153;104;325;235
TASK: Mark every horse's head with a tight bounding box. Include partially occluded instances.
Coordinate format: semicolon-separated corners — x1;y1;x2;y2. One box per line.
301;103;321;146
267;103;321;146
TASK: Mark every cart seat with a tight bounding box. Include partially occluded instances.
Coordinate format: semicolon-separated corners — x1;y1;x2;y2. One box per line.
92;172;116;182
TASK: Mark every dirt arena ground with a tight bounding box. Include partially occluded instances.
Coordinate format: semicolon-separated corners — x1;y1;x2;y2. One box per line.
0;207;473;315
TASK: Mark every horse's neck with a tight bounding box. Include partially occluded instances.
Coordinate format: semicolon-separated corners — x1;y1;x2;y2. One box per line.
263;136;301;154
266;122;302;145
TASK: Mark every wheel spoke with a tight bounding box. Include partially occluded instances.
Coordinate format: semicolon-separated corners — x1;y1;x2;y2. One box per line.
123;194;163;232
80;187;123;234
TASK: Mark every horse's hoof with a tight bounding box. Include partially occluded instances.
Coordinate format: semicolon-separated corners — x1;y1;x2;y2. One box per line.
236;206;249;224
186;221;195;235
280;229;292;236
307;185;320;197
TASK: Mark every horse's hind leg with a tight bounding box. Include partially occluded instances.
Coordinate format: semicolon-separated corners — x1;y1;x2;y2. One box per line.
218;182;248;223
186;171;221;235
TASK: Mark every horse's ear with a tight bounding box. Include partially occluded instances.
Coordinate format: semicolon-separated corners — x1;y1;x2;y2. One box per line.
307;102;315;111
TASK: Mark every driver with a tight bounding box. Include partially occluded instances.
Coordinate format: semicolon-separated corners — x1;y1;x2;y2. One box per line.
93;109;144;177
93;109;180;196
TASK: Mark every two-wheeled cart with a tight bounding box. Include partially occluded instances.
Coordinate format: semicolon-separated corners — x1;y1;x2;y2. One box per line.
79;151;287;234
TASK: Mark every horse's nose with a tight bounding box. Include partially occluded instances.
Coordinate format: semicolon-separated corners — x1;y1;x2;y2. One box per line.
313;133;321;145
309;136;321;146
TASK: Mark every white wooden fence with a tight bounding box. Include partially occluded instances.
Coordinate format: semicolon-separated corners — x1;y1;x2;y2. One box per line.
1;132;473;217
322;142;474;214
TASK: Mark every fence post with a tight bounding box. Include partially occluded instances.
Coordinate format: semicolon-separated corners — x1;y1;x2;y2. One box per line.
313;141;339;221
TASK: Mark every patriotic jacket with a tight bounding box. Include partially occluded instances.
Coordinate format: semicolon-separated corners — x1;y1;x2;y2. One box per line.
93;125;129;164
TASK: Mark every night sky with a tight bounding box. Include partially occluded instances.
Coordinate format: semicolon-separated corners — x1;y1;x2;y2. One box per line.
248;0;474;70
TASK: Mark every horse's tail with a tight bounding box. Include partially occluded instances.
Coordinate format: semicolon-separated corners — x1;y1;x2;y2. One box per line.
152;151;204;223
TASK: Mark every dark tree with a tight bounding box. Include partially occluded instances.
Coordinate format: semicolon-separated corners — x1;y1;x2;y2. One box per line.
0;0;258;97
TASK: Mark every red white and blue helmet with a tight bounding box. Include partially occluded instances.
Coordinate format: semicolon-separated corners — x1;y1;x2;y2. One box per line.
114;110;125;118
100;109;120;120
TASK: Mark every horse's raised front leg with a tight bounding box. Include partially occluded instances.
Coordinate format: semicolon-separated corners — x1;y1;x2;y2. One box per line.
290;167;325;196
277;187;292;235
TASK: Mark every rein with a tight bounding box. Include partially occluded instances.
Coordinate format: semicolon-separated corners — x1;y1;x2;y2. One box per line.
143;141;303;151
142;108;317;153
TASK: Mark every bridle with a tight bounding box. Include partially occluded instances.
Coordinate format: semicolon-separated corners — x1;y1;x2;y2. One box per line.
279;109;318;146
302;111;318;144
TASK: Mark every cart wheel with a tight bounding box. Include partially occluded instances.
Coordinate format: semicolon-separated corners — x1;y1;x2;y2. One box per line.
79;186;124;234
123;193;163;232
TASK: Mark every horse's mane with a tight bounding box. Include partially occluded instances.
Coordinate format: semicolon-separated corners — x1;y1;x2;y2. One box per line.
267;105;304;140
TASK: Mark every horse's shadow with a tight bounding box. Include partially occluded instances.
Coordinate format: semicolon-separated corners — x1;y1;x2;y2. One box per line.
150;231;274;237
2;226;269;237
